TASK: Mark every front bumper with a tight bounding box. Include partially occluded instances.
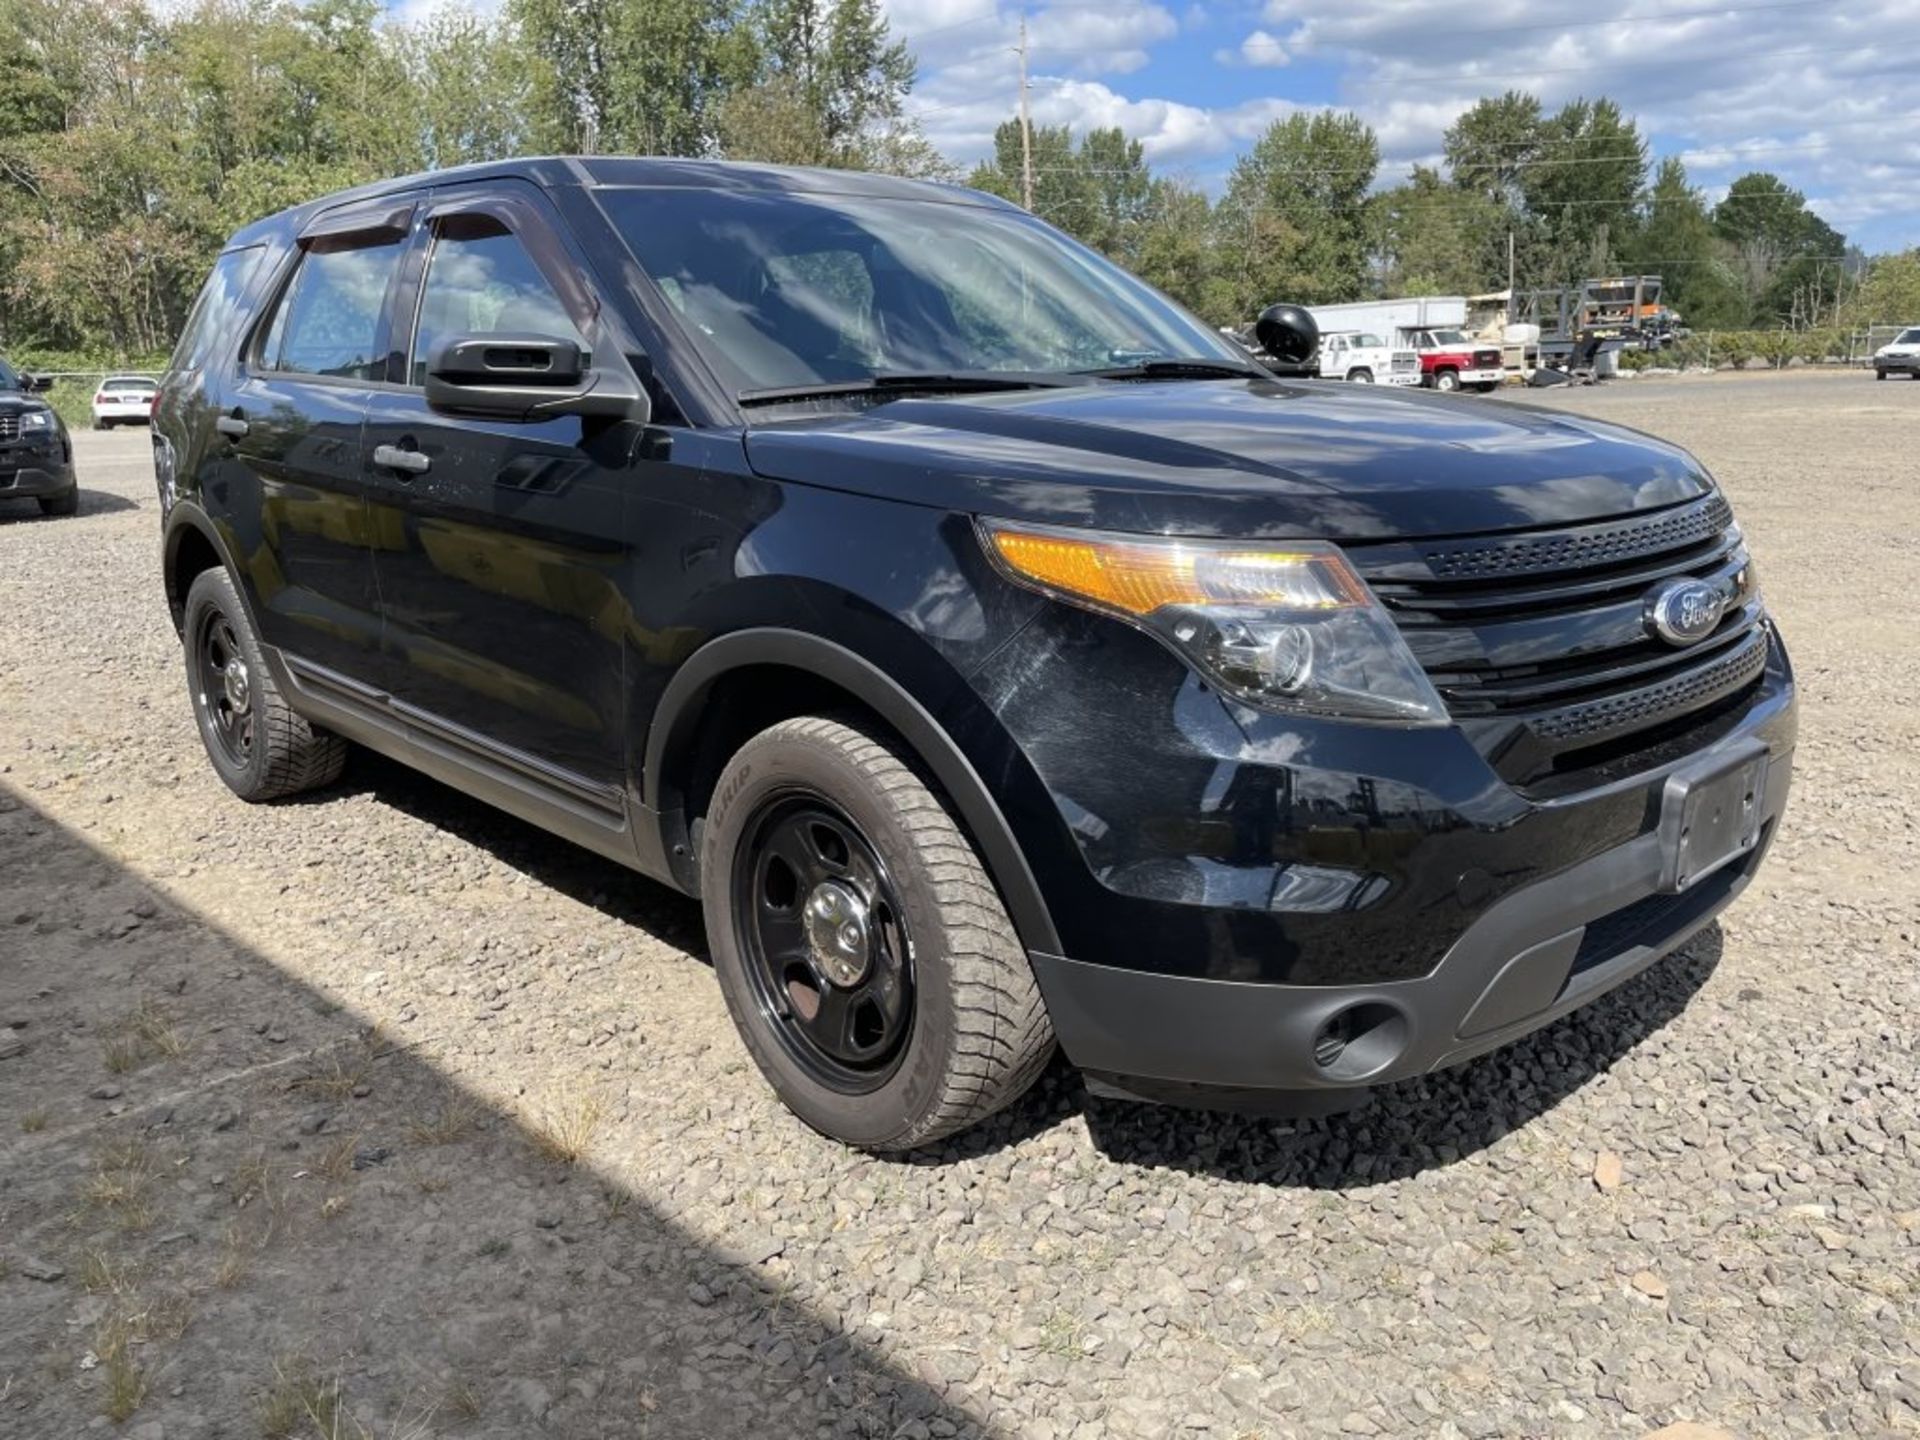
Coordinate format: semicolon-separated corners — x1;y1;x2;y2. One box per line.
1875;354;1920;375
1437;366;1505;387
0;450;76;500
972;610;1797;1103
1033;735;1790;1097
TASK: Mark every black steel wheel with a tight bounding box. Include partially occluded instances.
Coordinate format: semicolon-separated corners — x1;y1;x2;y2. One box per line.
193;606;255;769
733;795;915;1093
701;715;1055;1150
181;567;346;801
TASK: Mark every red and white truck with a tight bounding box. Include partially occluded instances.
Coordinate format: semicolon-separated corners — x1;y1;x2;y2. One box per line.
1306;298;1506;393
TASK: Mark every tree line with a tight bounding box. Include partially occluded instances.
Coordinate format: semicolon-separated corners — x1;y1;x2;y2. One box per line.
2;0;1915;366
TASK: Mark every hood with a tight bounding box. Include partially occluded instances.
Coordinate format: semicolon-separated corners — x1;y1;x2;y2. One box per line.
743;378;1713;541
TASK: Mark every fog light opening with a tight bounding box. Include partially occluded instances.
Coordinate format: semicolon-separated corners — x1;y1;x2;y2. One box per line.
1311;1002;1410;1082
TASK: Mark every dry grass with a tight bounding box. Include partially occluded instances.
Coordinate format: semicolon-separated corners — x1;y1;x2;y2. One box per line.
102;1034;144;1074
530;1087;604;1166
316;1132;363;1182
214;1224;262;1290
20;1108;48;1133
320;1193;352;1221
293;1053;370;1102
84;1141;157;1232
259;1359;340;1440
95;1316;147;1422
405;1097;480;1147
79;1248;140;1295
131;999;188;1058
229;1150;289;1218
442;1375;484;1421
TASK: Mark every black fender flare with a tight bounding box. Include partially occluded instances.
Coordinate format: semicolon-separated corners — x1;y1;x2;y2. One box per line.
642;628;1062;956
161;501;254;634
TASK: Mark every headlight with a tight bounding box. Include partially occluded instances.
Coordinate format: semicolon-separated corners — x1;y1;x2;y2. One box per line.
19;408;53;434
981;520;1447;723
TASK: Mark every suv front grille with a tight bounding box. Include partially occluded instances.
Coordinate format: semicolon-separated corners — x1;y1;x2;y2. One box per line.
1345;493;1770;789
0;414;19;441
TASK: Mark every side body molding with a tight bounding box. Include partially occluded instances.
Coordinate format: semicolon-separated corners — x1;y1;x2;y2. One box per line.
641;628;1063;957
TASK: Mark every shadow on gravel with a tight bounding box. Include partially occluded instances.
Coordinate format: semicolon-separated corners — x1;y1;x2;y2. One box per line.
0;785;995;1439
0;489;141;521
1077;931;1724;1187
323;749;709;952
279;749;1728;1186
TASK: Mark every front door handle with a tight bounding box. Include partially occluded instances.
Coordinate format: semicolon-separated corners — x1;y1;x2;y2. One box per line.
373;444;431;476
215;412;249;439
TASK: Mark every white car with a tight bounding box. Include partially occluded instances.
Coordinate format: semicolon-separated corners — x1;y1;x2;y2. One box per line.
91;375;157;429
1318;331;1421;386
1874;327;1920;380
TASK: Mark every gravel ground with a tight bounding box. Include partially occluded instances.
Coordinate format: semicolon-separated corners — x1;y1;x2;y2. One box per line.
2;370;1916;1440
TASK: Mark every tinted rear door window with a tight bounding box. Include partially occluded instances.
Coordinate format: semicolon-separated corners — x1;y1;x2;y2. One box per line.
169;247;263;375
263;237;406;381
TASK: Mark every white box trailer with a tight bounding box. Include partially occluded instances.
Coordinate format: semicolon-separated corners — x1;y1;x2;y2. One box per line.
1307;297;1469;339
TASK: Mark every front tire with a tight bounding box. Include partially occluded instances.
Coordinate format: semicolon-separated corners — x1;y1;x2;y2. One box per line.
1876;369;1887;381
1434;369;1461;392
701;715;1054;1151
182;567;346;801
38;487;78;517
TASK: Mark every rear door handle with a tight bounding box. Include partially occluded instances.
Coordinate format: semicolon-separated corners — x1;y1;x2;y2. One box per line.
373;444;431;475
215;413;249;439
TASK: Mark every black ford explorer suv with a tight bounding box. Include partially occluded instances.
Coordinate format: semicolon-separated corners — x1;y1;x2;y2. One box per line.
0;354;76;517
152;159;1795;1150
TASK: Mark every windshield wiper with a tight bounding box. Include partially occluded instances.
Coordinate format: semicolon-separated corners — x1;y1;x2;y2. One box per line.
738;370;1084;407
1084;358;1269;381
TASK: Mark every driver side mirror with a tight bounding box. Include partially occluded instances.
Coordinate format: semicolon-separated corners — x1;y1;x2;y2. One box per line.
423;334;650;425
27;373;54;393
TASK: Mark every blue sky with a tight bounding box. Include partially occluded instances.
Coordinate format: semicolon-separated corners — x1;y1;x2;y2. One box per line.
886;0;1920;254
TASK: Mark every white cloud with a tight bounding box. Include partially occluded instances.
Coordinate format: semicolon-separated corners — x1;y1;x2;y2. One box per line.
1215;29;1288;69
890;0;1920;248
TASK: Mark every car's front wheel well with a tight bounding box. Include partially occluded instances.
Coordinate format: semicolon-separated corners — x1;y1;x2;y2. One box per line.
166;525;224;634
671;664;890;843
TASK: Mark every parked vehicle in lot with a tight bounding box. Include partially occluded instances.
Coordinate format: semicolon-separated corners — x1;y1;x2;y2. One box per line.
152;158;1797;1149
0;353;77;517
1874;327;1920;379
1308;298;1505;391
1408;327;1505;392
1317;331;1420;386
92;375;159;428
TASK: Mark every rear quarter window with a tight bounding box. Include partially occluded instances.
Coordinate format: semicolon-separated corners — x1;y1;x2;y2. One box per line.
168;247;264;376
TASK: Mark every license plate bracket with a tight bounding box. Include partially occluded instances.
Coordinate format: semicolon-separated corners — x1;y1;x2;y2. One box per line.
1656;740;1768;892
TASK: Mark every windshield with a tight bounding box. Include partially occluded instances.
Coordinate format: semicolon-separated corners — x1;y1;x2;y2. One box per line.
1898;329;1920;345
1428;329;1470;346
597;187;1245;396
1355;332;1384;347
0;356;20;391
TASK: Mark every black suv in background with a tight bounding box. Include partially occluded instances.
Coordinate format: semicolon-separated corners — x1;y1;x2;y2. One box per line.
0;355;76;517
152;159;1796;1150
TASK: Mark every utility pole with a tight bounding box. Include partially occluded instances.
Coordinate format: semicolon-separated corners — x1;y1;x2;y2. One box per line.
1017;11;1034;212
1507;231;1515;300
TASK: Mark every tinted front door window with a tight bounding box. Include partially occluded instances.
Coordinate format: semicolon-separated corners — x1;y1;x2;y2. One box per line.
410;219;585;384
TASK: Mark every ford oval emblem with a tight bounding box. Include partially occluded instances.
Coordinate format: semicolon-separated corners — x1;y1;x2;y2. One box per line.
1644;577;1726;647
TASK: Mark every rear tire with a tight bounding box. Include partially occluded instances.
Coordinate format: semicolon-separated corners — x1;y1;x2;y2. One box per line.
701;715;1055;1151
182;567;346;801
1346;368;1373;384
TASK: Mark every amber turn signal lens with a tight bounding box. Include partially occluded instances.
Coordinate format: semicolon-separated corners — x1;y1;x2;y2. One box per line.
986;525;1368;617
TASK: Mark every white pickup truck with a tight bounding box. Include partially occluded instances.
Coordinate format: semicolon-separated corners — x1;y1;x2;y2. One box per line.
1317;331;1420;386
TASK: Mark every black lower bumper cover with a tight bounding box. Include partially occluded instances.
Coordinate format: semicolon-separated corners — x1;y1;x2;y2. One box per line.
0;462;76;499
1031;737;1793;1109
